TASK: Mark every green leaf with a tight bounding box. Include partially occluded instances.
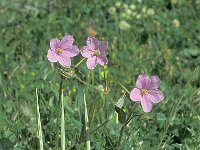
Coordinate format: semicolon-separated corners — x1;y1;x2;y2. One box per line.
184;48;200;57
0;138;14;150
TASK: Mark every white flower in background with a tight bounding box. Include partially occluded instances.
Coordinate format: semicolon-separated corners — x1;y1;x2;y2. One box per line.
142;6;147;13
125;8;132;15
171;0;178;5
122;13;126;18
108;6;116;15
196;0;200;5
137;0;143;3
155;21;161;31
130;4;136;10
172;19;180;28
123;4;128;9
115;2;121;7
136;14;141;19
119;20;131;30
147;8;155;16
132;11;137;16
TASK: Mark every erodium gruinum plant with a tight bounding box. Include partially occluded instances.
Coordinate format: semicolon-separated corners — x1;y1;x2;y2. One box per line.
45;34;164;149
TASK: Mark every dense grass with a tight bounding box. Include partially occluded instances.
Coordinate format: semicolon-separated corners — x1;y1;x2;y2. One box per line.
0;0;200;149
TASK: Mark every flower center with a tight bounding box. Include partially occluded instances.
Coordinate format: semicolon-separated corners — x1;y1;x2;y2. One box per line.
93;49;100;56
56;48;64;54
141;89;149;95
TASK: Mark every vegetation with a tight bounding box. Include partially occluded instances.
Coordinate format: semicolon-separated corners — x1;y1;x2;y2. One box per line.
0;0;200;149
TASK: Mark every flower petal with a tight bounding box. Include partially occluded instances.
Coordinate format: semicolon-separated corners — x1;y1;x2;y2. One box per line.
97;55;108;66
147;89;164;103
58;56;71;67
99;41;108;53
150;75;160;89
60;35;74;49
130;88;142;101
136;74;151;89
50;38;60;50
87;36;99;50
62;45;79;57
141;97;153;112
47;49;58;62
86;56;97;70
81;46;94;58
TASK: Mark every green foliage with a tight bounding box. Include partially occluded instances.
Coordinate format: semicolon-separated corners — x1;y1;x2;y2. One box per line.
0;0;200;149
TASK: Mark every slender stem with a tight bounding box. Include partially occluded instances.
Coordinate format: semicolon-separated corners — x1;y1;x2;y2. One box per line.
89;118;111;135
117;125;125;150
118;82;130;94
103;68;108;119
56;74;64;149
117;106;138;150
125;109;135;125
126;114;141;125
125;103;138;124
74;75;103;92
58;74;64;103
74;58;86;68
157;123;170;150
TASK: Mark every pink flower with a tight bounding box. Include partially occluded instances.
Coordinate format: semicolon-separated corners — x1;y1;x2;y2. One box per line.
81;36;108;70
130;74;164;112
47;35;79;67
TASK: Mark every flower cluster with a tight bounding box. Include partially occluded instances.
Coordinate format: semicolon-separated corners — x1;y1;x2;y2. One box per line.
47;35;164;113
47;35;108;70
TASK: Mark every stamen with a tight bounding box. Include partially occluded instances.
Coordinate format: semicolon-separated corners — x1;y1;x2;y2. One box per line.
93;49;100;56
141;89;149;95
56;48;64;54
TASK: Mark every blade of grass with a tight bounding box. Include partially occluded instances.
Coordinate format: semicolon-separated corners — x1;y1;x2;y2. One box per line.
83;92;91;150
36;88;44;150
61;89;65;150
56;74;64;149
89;116;112;135
157;96;183;149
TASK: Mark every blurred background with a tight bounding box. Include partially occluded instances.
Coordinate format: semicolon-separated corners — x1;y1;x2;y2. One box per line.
0;0;200;149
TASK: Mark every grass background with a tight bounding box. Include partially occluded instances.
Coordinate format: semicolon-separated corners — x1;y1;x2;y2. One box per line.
0;0;200;149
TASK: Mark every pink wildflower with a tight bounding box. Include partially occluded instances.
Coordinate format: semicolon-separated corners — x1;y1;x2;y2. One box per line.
47;35;79;67
130;74;164;112
81;36;108;70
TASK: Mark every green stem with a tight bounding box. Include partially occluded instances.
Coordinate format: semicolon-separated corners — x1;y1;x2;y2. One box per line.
74;58;86;68
56;74;64;149
126;114;141;125
89;117;111;135
58;74;64;103
118;82;130;94
117;125;125;150
74;75;103;92
117;106;138;150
